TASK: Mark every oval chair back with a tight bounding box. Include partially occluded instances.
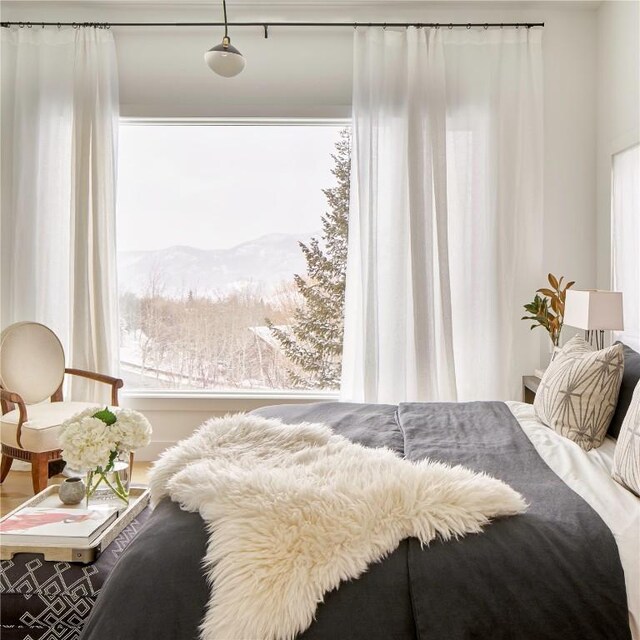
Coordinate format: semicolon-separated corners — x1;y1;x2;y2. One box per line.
0;322;126;495
0;322;66;405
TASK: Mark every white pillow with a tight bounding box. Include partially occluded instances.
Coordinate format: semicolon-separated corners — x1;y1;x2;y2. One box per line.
534;337;624;451
559;334;595;356
612;381;640;496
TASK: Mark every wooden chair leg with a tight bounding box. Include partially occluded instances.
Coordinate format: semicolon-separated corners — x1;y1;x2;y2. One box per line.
31;453;49;494
0;454;13;483
48;459;66;478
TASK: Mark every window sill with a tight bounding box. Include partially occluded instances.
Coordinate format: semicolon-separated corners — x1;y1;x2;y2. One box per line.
123;389;338;400
120;389;339;412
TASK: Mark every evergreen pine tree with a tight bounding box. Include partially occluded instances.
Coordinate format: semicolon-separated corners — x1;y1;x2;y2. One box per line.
267;129;350;389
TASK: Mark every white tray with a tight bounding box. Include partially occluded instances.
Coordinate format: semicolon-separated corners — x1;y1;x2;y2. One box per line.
0;485;150;563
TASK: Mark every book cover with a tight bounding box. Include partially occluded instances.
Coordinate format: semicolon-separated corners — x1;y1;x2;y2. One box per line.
0;507;118;545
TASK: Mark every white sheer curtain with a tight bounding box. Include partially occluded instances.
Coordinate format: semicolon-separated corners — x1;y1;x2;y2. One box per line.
1;27;120;402
342;28;456;403
342;27;543;403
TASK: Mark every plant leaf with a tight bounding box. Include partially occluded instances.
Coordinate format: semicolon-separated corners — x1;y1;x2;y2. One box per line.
93;407;117;426
524;274;575;345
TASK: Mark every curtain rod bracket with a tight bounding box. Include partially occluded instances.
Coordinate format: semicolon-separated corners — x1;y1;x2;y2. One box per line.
264;24;268;39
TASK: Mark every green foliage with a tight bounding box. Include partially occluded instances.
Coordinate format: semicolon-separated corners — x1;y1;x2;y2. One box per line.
93;407;117;426
267;129;351;389
521;273;575;347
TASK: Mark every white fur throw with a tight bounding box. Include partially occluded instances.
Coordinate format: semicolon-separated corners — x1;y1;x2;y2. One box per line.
150;414;526;640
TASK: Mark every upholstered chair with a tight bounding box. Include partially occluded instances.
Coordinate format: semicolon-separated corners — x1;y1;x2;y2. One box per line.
0;322;124;494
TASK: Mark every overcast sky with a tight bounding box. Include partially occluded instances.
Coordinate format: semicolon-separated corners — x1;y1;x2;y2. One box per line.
116;124;344;252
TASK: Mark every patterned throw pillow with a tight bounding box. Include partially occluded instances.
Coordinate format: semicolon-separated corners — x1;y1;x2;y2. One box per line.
559;334;595;356
534;340;624;451
612;381;640;496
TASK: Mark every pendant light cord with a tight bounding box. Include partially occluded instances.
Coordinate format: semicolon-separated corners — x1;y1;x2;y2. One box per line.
223;0;228;39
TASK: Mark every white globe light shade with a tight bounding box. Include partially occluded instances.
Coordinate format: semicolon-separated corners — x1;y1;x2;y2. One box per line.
204;40;245;77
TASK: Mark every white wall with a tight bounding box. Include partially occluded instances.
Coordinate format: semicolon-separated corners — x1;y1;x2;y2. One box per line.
596;0;640;289
1;1;605;456
121;392;336;460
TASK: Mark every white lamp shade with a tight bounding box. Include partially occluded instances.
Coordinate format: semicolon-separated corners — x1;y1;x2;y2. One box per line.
563;290;624;330
204;41;245;77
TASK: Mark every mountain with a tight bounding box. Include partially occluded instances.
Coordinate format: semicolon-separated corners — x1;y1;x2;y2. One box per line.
118;232;318;299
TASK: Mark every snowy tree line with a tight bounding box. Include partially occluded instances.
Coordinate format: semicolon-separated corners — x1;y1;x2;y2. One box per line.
119;283;305;390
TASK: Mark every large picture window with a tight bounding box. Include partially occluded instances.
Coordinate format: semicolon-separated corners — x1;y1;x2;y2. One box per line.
117;121;349;392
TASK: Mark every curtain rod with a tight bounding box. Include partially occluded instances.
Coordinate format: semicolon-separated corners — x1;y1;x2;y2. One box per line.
0;21;545;31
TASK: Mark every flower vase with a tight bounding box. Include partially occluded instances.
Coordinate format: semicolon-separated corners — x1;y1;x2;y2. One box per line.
85;451;131;507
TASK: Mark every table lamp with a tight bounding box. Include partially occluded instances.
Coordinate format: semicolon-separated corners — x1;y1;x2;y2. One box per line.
563;290;624;349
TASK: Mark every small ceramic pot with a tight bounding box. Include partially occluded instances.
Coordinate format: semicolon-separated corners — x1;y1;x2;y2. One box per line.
59;477;86;505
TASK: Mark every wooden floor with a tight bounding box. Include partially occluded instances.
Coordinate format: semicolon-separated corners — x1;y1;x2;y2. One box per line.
0;463;153;517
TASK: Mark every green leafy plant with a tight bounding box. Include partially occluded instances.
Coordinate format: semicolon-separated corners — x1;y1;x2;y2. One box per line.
522;273;575;347
267;128;350;389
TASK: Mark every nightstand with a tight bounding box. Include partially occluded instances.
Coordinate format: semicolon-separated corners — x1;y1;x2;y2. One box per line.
522;375;542;404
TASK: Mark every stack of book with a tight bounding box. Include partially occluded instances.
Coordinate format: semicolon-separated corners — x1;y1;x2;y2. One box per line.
0;505;119;547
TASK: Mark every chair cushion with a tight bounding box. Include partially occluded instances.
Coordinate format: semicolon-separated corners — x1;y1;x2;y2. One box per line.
0;401;99;453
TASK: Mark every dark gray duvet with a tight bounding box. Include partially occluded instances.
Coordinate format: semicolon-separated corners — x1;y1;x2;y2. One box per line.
81;401;631;640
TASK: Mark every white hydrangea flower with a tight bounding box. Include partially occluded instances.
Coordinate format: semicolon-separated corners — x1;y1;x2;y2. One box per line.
59;407;153;471
113;409;152;451
60;416;117;470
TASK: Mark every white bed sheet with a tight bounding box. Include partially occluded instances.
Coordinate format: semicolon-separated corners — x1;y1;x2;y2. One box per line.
508;401;640;640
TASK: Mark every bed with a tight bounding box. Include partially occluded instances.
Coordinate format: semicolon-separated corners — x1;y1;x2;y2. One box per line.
80;398;639;640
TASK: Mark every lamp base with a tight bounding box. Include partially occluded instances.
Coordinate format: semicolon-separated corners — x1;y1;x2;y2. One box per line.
584;329;606;350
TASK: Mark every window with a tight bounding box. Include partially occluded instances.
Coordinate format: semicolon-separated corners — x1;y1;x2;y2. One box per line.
611;143;640;351
117;121;350;393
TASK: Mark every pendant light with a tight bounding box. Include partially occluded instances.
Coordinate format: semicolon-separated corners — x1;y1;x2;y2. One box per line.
204;0;245;77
